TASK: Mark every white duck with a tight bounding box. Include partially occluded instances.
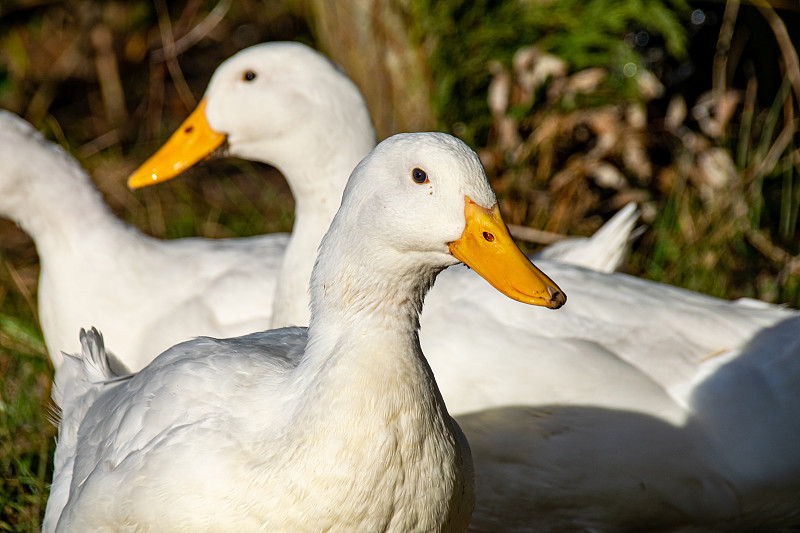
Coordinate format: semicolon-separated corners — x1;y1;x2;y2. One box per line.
129;42;800;530
0;111;286;377
458;312;800;532
44;132;565;532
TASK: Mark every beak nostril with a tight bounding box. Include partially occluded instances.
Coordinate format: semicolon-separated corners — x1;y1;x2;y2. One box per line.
482;231;495;242
184;126;194;134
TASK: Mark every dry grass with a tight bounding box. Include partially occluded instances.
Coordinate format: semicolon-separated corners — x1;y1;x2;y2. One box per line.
478;2;800;304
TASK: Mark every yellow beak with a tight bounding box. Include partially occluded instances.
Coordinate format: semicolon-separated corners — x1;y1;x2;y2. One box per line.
448;197;566;309
128;98;226;189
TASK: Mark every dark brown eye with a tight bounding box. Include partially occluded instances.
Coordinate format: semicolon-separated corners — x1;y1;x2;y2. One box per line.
412;168;429;184
243;71;257;81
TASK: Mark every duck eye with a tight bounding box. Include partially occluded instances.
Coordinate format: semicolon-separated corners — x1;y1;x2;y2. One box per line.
243;71;257;82
411;168;429;184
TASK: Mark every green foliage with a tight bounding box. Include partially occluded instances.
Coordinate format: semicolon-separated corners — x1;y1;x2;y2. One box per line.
0;262;53;532
0;348;53;533
413;0;689;146
744;77;800;245
632;70;800;307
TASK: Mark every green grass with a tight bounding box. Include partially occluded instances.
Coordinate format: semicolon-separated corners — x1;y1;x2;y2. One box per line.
0;264;53;532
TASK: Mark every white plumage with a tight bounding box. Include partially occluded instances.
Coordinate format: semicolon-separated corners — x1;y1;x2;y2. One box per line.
0;111;285;376
46;132;564;532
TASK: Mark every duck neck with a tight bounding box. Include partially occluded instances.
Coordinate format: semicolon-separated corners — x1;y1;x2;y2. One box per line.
2;149;131;258
273;229;471;531
300;227;448;415
269;131;375;328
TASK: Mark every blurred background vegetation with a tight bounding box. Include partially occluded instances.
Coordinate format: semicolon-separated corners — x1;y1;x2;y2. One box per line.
0;0;798;530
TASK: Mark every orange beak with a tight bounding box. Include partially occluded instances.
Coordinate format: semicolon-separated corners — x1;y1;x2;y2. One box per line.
128;98;226;189
448;197;565;309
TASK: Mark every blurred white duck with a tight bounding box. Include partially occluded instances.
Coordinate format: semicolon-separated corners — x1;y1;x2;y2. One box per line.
457;312;800;532
432;267;800;531
532;200;639;273
129;41;638;328
0;43;622;378
44;132;565;532
128;42;800;530
0;111;286;376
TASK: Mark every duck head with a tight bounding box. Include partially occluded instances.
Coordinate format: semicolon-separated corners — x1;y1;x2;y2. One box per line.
127;41;375;195
317;132;565;310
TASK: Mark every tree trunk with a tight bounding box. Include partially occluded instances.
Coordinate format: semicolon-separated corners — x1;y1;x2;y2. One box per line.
307;0;436;139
